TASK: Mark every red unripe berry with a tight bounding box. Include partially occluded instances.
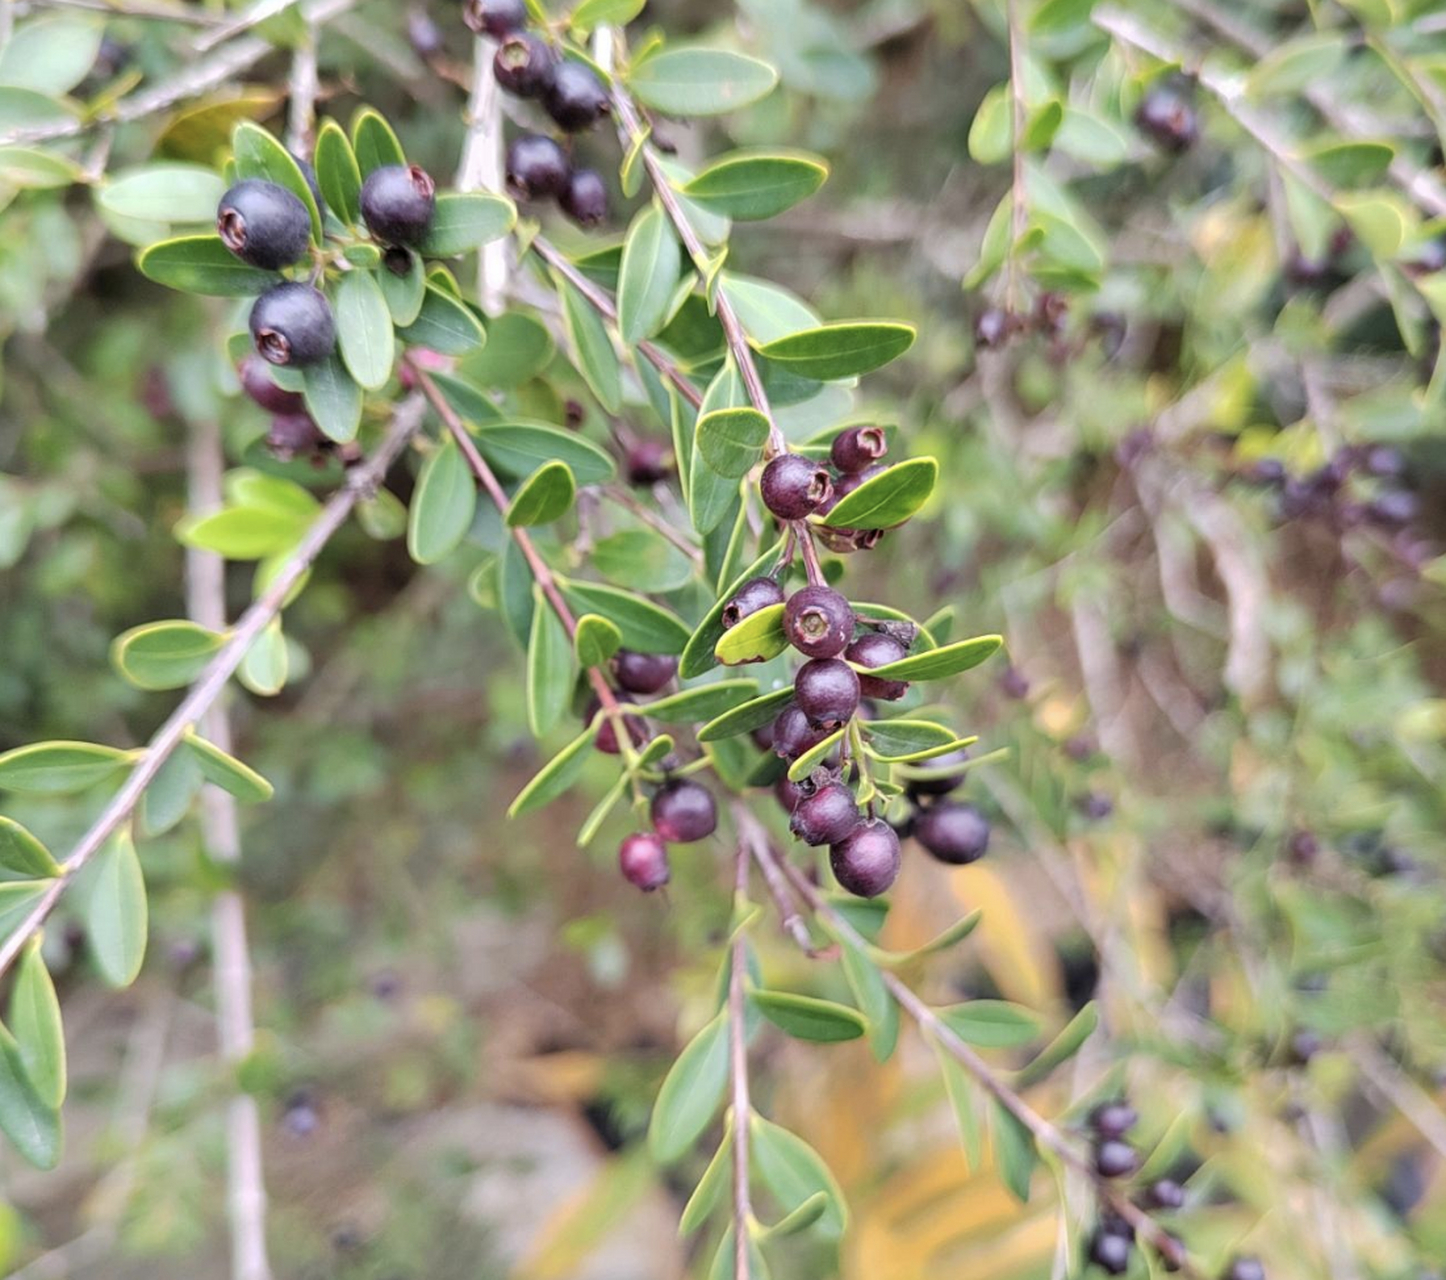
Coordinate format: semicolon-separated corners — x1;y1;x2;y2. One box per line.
650;779;717;843
784;585;854;659
830;819;901;898
790;781;862;847
614;650;676;695
721;576;785;630
914;801;990;865
846;632;908;701
619;832;669;891
830;426;888;473
793;658;860;729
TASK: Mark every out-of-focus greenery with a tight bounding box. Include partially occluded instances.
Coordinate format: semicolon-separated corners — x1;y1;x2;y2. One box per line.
1;0;1445;1277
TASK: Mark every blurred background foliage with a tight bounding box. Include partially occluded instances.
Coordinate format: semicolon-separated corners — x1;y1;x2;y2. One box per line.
2;0;1446;1276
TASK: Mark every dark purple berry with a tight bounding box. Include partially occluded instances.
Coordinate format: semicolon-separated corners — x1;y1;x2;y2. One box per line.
722;576;785;630
614;650;676;695
239;354;306;413
544;60;610;132
625;437;672;485
906;747;970;799
1094;1139;1139;1179
217;179;311;269
493;34;556;98
846;632;908;701
771;703;831;762
818;462;884;517
1135;84;1198;151
790;781;862;847
360;164;436;245
1144;1178;1185;1211
1367;489;1418;527
266;412;325;459
784;585;854;660
774;775;806;813
1077;791;1114;821
619;832;670;891
249;282;335;367
761;453;834;521
1364;445;1405;478
650;779;717;843
506;134;570;201
1223;1258;1266;1280
1089;1100;1138;1140
560;167;609;227
830;819;901;898
914;802;990;865
464;0;527;37
794;658;860;729
1089;1229;1132;1276
587;697;647;755
999;665;1030;699
830;426;888;473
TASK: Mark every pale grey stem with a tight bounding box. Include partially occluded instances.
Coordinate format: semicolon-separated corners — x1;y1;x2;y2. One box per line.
457;34;509;315
728;839;753;1280
186;416;272;1280
0;399;424;984
286;23;319;160
192;0;301;53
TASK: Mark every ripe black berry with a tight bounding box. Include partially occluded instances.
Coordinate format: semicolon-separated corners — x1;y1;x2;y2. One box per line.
614;650;676;695
1089;1100;1137;1140
266;412;325;459
905;746;970;799
1094;1138;1139;1179
360;164;436;245
1222;1258;1265;1280
559;167;609;227
774;775;806;813
494;34;556;98
830;819;901;898
761;453;833;521
1135;84;1198;152
846;632;908;701
249;282;336;367
914;801;990;865
619;832;670;891
794;658;860;729
544;61;610;132
722;576;785;630
771;703;831;762
1144;1178;1185;1211
1088;1229;1132;1276
506;134;571;201
464;0;527;37
784;585;854;660
625;437;672;484
789;781;862;847
650;779;717;843
217;179;311;270
830;426;888;474
238;354;306;413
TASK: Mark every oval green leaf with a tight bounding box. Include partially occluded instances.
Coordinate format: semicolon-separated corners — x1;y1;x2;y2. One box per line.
475;421;616;488
697;685;793;741
334;269;395;390
696;406;770;479
231;120;322;242
314;118;362;226
752;990;866;1043
100;164;226;224
631;679;759;723
417;193;516;257
683;150;828;221
181;730;275;803
618;205;681;345
758;321;915;381
81;826;147;989
819;456;937;530
647;1011;730;1164
938;1000;1042;1049
139;235;281;297
508;723;599;818
11;941;65;1107
560;581;691;655
574;613;623;669
112;620;225;692
507;460;577;528
0;741;130;794
714;601;787;666
858;634;1003;683
396;284;486;355
408;434;478;565
0;817;60;880
627;48;779;117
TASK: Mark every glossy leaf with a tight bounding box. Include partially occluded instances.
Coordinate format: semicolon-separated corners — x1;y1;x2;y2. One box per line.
0;741;130;794
679;540;787;679
696;407;770;478
679;1124;732;1235
231;121;322;241
0;15;102;95
100;165;226;224
697;686;793;741
0;144;80;188
714;601;787;666
111;620;225;691
683;150;827;220
182;731;275;803
574;613;623;669
139;745;203;838
628;48;779;117
863;719;973;762
239;618;289;697
0;818;60;881
351;107;406;174
555;272;622;413
378;251;426;326
618;206;681;345
507;460;576;527
753;990;866;1042
139;235;281;297
396;285;486;354
509;724;599;817
303;355;365;444
647;1011;730;1163
81;827;147;989
819;456;937;529
591;530;694;593
314;118;362;225
475;421;615;487
335;269;395;390
461;312;554;388
178;504;307;559
527;590;575;736
408;435;478;565
786;726;847;781
560;581;691;654
631;680;758;723
938;1000;1041;1048
859;634;1003;682
10;941;64;1108
758;321;915;381
417;193;516;257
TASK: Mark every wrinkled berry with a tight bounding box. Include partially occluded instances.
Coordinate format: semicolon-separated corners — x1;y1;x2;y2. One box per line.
761;454;834;521
722;576;786;630
784;585;854;660
506;134;571;201
846;632;908;701
650;779;717;843
614;650;676;695
1223;1258;1265;1280
464;0;527;37
239;353;306;413
1089;1230;1132;1276
915;802;990;865
560;167;609;227
790;781;862;847
794;658;860;729
1144;1178;1186;1211
266;412;325;459
360;164;436;245
250;282;336;367
1094;1138;1139;1179
830;819;901;898
906;747;971;799
1135;84;1198;151
217;179;311;269
619;832;669;891
494;34;556;98
772;703;831;762
544;60;610;132
830;426;888;474
1089;1100;1138;1140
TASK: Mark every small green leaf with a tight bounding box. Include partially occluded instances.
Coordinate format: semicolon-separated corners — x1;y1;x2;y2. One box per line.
334;269;395;390
351;106;405;175
0;15;103;95
181;731;274;803
396;284;486;354
314;118;362;226
0;742;130;795
592;530;694;593
570;0;646;30
0;144;80;189
938;1000;1041;1049
863;719;972;763
875;909;982;965
753;990;866;1043
714;601;787;666
679;1123;732;1235
1016;1001;1099;1087
858;634;1003;682
81;827;147;989
555;271;622;413
460;312;554;388
627;47;779;117
618;205;681;345
759;321;915;381
1245;32;1347;98
231;120;322;242
560;581;690;654
1030;0;1094;33
750;1114;848;1237
100;164;226;224
378;251;426;326
819;457;936;529
139;235;281;297
0;883;49;952
992;1102;1038;1202
507;460;576;527
840;935;897;1062
697;686;793;741
0;818;60;881
527;590;576;737
239;618;289;697
417;193;516;257
111;621;225;692
177;505;307;559
474;421;616;487
139;745;203;838
1305;139;1394;188
633;680;759;723
683;150;828;221
10;941;65;1108
408;434;478;565
509;724;599;817
303;355;365;444
357;488;409;541
0;1025;61;1170
696;407;770;478
648;1011;730;1164
575;613;623;669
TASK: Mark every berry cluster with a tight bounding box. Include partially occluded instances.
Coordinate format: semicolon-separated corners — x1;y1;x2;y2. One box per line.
758;427;891;554
469;0;611;227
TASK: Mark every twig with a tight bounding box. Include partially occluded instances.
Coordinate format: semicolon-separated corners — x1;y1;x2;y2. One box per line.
457;35;509;316
599;488;703;563
732;802;823;957
1004;0;1028;313
285;22;319;160
0;399;424;983
191;0;301;53
185;416;272;1280
728;838;754;1280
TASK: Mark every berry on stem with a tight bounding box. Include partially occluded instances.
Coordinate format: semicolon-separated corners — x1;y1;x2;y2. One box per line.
464;0;527;37
794;657;860;729
846;632;909;701
784;585;855;659
721;576;785;630
914;801;990;865
586;697;647;755
771;703;832;762
790;781;862;847
1088;1229;1133;1276
761;454;834;521
506;135;571;201
650;779;717;843
1089;1100;1138;1140
494;34;557;98
830;819;902;898
266;413;325;460
614;650;676;695
625;437;672;484
905;747;970;798
1135;83;1199;151
216;179;311;270
1143;1178;1186;1211
360;164;436;245
830;426;888;473
1094;1138;1139;1179
238;354;306;414
544;61;611;132
559;167;609;227
619;832;670;892
249;282;336;367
